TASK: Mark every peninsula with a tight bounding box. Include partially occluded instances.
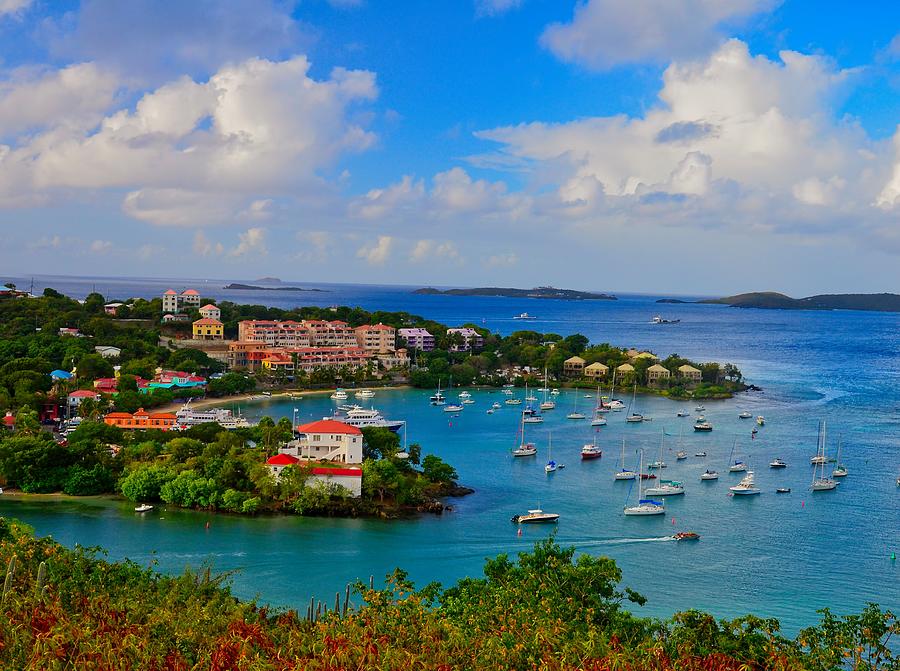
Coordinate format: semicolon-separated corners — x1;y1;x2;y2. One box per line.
413;286;617;300
223;283;326;292
657;291;900;312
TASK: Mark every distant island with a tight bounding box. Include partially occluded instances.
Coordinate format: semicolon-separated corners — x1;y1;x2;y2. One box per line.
224;283;326;292
414;286;617;300
656;291;900;312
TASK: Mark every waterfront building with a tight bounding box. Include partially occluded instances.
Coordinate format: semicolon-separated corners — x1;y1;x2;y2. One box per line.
616;363;636;380
376;348;409;370
162;289;201;314
678;364;703;383
198;304;221;320
283;419;364;464
584;361;609;380
103;408;177;430
265;453;362;497
192;318;224;340
563;355;586;377
446;327;483;351
398;327;435;351
647;363;671;385
354;323;396;353
237;319;357;349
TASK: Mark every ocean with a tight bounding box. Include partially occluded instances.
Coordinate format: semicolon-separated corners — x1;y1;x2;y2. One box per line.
0;274;898;633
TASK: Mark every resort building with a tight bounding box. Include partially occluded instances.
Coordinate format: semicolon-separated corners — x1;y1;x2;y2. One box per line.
446;328;483;351
635;351;659;362
103;408;177;430
192;318;224;340
199;304;221;320
398;328;435;351
264;454;362;497
162;289;201;314
283;419;364;464
104;302;124;315
376;348;409;370
678;364;703;383
563;356;586;377
584;362;609;380
236;319;357;349
646;363;671;385
354;323;396;353
616;363;636;379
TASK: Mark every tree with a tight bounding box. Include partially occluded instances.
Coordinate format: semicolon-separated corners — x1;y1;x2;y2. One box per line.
119;465;175;502
562;334;589;354
362;459;402;502
75;353;114;381
421;454;458;484
361;427;400;460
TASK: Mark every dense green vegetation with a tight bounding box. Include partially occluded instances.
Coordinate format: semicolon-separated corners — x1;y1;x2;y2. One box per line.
0;520;895;670
0;415;461;517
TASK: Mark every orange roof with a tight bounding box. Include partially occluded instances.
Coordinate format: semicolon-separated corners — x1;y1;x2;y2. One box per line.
193;318;223;326
164;289;177;295
200;304;218;310
295;419;362;435
182;289;199;295
105;412;132;419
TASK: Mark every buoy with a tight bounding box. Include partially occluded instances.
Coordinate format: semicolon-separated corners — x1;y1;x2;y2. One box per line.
892;552;896;562
801;501;805;508
205;521;210;529
671;517;676;525
517;528;522;537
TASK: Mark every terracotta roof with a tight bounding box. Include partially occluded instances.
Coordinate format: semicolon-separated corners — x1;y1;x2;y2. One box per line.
104;412;132;419
295;419;362;435
267;453;299;466
68;390;100;398
200;304;218;310
181;289;199;295
193;318;223;326
164;290;177;295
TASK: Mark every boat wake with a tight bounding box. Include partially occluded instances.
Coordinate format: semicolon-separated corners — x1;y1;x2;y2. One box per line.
575;536;676;547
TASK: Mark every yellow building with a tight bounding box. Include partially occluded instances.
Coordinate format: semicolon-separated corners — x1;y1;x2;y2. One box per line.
563;355;586;377
678;364;703;383
647;363;671;385
192;318;224;340
584;362;609;380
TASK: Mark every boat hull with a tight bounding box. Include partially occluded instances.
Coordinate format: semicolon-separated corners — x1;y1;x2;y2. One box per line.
581;451;602;460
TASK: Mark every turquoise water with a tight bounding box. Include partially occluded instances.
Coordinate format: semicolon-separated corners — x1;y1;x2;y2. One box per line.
1;279;899;632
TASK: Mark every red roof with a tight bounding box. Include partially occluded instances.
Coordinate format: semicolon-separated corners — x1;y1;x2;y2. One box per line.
311;467;362;477
356;323;394;331
104;412;132;419
295;419;362;435
182;289;199;295
200;304;218;310
267;453;299;466
193;318;223;326
68;390;99;398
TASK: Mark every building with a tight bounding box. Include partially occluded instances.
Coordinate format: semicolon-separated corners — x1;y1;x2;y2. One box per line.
646;363;671;385
67;389;101;412
95;346;121;359
446;327;483;351
398;327;435;351
678;364;703;383
563;356;586;377
162;289;201;314
198;304;221;320
283;419;364;464
236;319;357;349
616;363;636;379
103;408;177;430
264;454;362;497
635;351;659;362
58;327;82;337
192;318;224;340
162;313;191;323
376;348;409;370
354;324;396;353
583;362;609;380
104;302;124;315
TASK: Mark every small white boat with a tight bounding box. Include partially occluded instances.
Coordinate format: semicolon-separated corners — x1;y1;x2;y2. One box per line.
567;412;586;420
694;451;707;457
512;509;558;523
513;312;538;321
695;405;706;412
693;422;713;432
512;443;537;457
729;460;747;473
462;398;475;405
523;415;544;424
811;478;838;491
505;398;522;405
615;440;636;479
756;416;765;426
607;399;625;410
625;414;644;423
700;470;719;481
135;504;153;513
739;411;752;419
590;416;607;426
540;401;556;410
769;458;787;469
355;389;375;399
545;434;558;472
486;409;494;415
677;410;690;417
647;460;666;469
551;388;560;396
644;480;685;496
491;402;502;409
443;404;464;413
525;395;537;402
458;391;471;398
810;455;827;465
545;460;558;473
676;451;687;460
502;389;513;395
730;471;761;495
331;389;348;400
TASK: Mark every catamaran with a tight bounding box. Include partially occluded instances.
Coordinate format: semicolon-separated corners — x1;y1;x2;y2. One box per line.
811;420;838;491
624;450;665;516
615;438;636;480
644;479;685;496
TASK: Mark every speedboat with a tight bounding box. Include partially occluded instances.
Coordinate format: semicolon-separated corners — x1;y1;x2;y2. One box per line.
700;469;719;481
756;416;765;426
673;532;700;541
462;398;475;405
729;460;747;473
458;391;471;398
693;422;713;432
694;451;707;457
511;509;558;523
677;410;690;417
491;402;501;409
739;411;752;419
512;442;537;457
545;460;558;474
355;389;375;399
810;455;827;465
769;458;787;469
695;405;706;412
776;487;791;493
676;451;687;460
607;399;625;410
331;389;348;400
135;504;153;513
443;404;464;413
729;471;761;495
644;480;685;496
551;388;560;396
647;460;666;470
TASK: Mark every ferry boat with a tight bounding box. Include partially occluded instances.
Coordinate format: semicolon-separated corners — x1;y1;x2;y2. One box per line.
327;406;404;432
175;404;251;429
511;509;558;523
729;471;761;495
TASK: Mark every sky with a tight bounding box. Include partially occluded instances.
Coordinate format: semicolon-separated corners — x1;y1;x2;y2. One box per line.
1;0;899;296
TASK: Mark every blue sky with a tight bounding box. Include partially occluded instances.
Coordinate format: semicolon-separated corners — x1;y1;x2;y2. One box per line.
1;0;899;295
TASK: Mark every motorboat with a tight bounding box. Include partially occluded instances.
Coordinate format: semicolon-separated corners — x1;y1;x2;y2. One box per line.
330;389;349;400
673;532;700;541
567;412;586;420
581;436;602;460
462;398;475;405
443;404;464;413
502;389;514;396
135;504;153;513
644;480;685;496
756;416;766;426
776;488;791;493
769;458;787;469
651;315;681;324
540;401;556;410
491;402;502;409
729;460;747;473
729;471;761;495
458;391;471;398
700;470;719;481
739;411;752;419
355;389;375;399
694;451;707;457
640;473;658;480
693;422;713;432
695;405;706;412
523;415;544;424
624;451;666;516
327;407;404;432
505;398;522;406
810;455;827;465
513;313;538;320
607;399;625;410
551;388;560;396
647;460;666;469
677;410;690;417
625;413;644;423
486;409;494;415
676;451;687;460
512;509;558;523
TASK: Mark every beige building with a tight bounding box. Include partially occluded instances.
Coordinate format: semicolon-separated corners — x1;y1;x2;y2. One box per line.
635;351;660;362
584;362;609;380
647;363;671;385
563;356;586;377
199;304;221;320
678;364;703;383
355;323;396;353
616;362;636;379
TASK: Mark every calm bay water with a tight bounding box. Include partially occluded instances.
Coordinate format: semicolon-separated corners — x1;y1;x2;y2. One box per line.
1;274;899;632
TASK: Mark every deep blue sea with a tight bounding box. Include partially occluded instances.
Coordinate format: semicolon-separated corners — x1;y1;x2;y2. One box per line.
1;274;898;633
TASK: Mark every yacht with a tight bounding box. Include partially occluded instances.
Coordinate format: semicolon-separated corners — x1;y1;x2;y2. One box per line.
769;458;787;469
430;381;446;406
511;509;558;524
540;400;556;410
811;420;838;491
581;435;602;460
693;422;713;432
831;437;848;477
458;391;471;398
624;451;665;516
607;399;625;410
810;455;827;465
700;469;719;481
729;471;761;495
675;451;687;460
567;392;585;420
523;414;544;424
644;480;685;496
443;404;464;413
175;404;251;429
545;434;558;473
330;389;348;401
355;389;375;399
739;411;752;419
327;407;404;432
461;398;475;405
590;415;607;427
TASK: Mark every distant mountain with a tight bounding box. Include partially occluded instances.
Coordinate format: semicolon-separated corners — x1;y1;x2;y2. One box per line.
413;286;616;300
696;291;900;312
224;283;326;292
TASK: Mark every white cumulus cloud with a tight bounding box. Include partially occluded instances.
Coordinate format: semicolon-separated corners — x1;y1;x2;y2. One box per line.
356;235;393;265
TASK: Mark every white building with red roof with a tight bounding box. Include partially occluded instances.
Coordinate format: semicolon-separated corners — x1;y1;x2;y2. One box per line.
162;289;201;314
284;419;364;464
67;389;101;412
265;453;362;497
199;304;221;320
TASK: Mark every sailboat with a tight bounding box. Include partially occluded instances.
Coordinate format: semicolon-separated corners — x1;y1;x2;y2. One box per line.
831;436;848;477
647;430;666;469
522;383;543;422
728;439;747;472
590;383;608;425
545;432;558;473
581;431;602;460
625;383;643;422
615;438;636;480
511;411;537;457
566;391;585;420
430;379;445;406
624;450;665;515
539;367;556;410
607;369;625;410
811;420;838;491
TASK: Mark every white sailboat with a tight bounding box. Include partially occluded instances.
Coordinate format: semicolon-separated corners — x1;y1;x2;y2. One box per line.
831;435;848;477
590;384;608;425
511;410;537;457
811;420;838;491
566;391;585;420
430;379;445;406
625;383;643;422
727;439;747;472
624;450;665;515
539;367;556;410
607;369;625;410
615;438;636;480
647;430;666;469
545;432;558;473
